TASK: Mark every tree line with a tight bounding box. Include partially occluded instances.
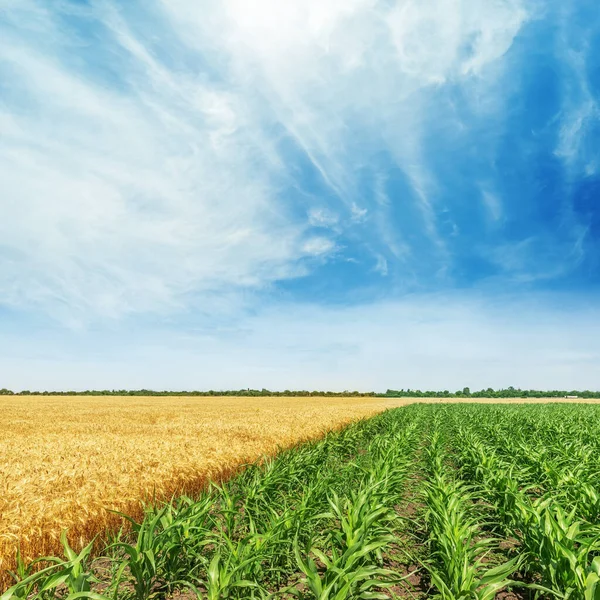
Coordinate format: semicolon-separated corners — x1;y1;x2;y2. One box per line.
383;386;600;398
0;388;376;397
0;386;598;398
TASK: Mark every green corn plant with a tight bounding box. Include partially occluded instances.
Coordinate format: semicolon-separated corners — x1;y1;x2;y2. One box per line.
201;551;262;599
3;546;38;599
290;536;394;600
56;532;99;594
1;533;103;600
1;560;66;600
108;504;190;599
286;433;418;598
324;488;394;560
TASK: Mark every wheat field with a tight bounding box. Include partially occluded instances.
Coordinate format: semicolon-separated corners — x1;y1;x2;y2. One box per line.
0;394;408;584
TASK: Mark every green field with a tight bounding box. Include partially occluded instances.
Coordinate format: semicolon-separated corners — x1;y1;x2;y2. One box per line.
3;403;600;600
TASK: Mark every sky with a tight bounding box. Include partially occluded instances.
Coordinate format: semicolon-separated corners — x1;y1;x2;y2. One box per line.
1;0;599;392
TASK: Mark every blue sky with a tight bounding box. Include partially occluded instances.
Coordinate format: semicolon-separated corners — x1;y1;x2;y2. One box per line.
1;0;599;391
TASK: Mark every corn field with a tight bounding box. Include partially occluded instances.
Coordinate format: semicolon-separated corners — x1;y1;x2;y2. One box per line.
2;403;600;599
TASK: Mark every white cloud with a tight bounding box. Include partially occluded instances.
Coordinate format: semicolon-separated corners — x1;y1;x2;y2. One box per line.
350;203;368;223
0;5;315;321
159;0;528;255
302;237;336;255
0;0;528;322
386;0;526;81
307;207;339;227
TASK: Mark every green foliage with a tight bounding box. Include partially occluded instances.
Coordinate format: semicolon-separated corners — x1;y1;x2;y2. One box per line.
1;532;103;600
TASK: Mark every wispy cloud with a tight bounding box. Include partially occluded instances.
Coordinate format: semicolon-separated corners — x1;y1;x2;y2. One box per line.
554;5;600;177
0;0;535;324
0;2;316;321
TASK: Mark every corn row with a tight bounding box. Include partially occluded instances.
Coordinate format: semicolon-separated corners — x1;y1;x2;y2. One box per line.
421;423;518;600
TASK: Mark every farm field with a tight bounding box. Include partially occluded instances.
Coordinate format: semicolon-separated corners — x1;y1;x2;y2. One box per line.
3;402;600;599
0;394;412;587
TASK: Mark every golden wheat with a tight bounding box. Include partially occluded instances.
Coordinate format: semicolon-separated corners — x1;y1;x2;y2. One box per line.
0;394;408;586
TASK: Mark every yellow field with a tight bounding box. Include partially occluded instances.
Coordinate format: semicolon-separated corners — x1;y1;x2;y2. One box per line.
2;394;599;588
0;394;408;584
